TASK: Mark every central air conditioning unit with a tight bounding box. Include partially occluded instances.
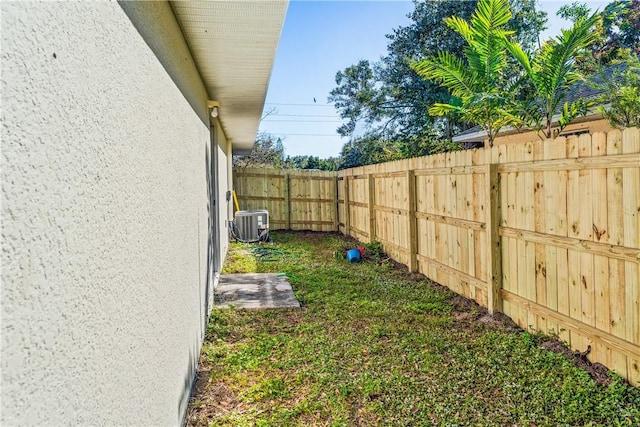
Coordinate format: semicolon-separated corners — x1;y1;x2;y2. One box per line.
234;210;269;242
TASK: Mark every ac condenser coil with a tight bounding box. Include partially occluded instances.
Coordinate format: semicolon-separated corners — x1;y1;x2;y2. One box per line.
233;210;269;243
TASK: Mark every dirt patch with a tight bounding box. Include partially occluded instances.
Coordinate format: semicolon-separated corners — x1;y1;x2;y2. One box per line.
538;338;615;386
188;369;243;425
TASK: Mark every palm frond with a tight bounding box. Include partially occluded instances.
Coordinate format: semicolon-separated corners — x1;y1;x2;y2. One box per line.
445;16;473;44
472;0;512;35
412;53;476;98
533;13;599;97
429;103;464;117
504;40;533;78
468;0;513;86
465;49;485;77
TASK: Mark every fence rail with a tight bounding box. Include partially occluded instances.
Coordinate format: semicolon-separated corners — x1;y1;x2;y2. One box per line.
233;128;640;386
233;169;338;232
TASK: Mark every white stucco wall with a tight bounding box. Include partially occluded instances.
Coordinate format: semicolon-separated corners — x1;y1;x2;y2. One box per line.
1;2;223;424
226;139;235;224
216;123;232;262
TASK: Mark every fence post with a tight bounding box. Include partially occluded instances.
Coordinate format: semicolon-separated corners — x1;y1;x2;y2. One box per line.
368;174;376;242
486;163;502;313
283;172;291;230
344;176;351;236
407;169;418;273
333;175;339;232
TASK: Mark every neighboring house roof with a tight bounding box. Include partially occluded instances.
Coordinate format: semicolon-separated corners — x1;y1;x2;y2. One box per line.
452;63;628;143
121;1;288;155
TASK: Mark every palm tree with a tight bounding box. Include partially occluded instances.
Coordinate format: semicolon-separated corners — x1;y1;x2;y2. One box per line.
505;13;601;139
411;0;522;146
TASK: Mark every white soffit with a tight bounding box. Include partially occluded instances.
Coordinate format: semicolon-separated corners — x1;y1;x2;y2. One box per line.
170;0;288;153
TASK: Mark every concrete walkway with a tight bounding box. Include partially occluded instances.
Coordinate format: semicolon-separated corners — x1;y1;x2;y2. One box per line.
214;273;301;309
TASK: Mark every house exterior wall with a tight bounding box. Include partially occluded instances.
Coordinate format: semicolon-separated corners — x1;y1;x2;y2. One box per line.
1;2;225;424
226;138;235;226
215;122;232;269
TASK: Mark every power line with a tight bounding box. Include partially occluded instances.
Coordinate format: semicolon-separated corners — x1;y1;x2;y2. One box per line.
267;113;339;118
269;133;342;137
265;102;334;107
262;119;344;123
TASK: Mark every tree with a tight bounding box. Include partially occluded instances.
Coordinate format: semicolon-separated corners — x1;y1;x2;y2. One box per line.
556;1;640;67
338;140;366;169
328;60;383;138
285;155;340;171
330;0;548;158
509;0;548;51
233;133;285;168
411;0;524;146
506;12;601;138
592;55;640;128
336;134;393;169
329;1;483;143
316;157;341;171
599;0;640;60
375;0;480;140
557;1;591;22
377;0;546;139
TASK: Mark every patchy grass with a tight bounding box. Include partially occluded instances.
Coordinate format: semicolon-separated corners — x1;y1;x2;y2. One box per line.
188;231;640;426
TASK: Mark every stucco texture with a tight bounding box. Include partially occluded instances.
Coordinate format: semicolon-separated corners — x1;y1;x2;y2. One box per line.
2;2;216;424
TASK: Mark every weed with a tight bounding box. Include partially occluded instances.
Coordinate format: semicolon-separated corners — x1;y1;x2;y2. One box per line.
363;240;386;260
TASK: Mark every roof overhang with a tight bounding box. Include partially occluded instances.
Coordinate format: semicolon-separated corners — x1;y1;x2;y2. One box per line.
120;1;287;154
171;1;288;154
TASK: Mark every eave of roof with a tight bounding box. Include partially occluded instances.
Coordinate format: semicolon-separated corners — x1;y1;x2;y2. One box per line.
170;1;288;154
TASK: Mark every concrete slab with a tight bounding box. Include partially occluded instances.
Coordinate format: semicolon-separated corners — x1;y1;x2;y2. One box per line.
214;273;301;309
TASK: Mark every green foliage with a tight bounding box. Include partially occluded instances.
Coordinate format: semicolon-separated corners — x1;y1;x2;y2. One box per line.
328;60;383;138
557;1;640;68
233;133;339;171
233;133;285;168
337;134;392;169
412;0;524;146
362;240;385;261
329;2;479;143
337;133;462;169
592;55;640;128
284;155;340;171
557;1;591;22
374;0;480;140
506;11;601;138
509;0;548;52
597;0;640;63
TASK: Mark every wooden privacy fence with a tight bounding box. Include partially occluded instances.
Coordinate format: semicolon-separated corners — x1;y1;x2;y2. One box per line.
233;128;640;386
233;168;338;231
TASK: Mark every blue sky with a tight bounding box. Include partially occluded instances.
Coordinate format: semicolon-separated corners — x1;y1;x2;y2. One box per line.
259;0;609;159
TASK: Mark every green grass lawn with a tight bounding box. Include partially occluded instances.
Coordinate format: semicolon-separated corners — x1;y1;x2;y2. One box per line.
187;231;640;426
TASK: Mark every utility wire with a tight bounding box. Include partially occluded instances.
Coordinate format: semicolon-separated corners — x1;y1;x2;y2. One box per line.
269;113;340;118
265;102;334;107
268;133;342;137
262;119;344;123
